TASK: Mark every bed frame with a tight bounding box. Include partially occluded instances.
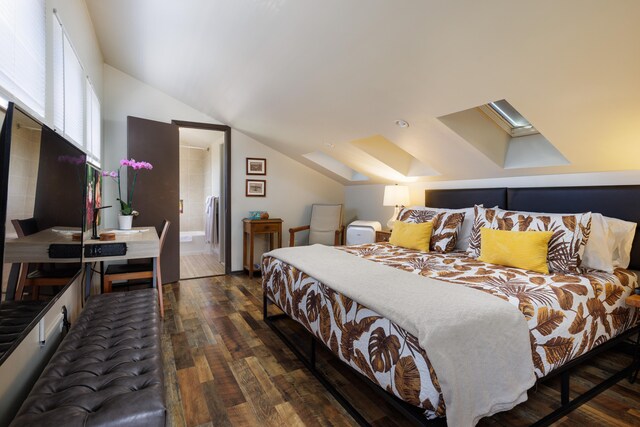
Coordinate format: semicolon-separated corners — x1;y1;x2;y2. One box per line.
264;184;640;426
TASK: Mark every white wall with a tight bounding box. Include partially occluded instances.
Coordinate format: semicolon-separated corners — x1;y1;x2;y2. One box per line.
102;65;344;272
232;134;344;270
345;171;640;227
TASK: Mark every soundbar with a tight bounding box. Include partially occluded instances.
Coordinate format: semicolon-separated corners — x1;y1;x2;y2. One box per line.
48;243;128;258
84;243;127;258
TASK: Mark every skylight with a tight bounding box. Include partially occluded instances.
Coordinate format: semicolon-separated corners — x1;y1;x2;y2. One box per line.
483;99;539;137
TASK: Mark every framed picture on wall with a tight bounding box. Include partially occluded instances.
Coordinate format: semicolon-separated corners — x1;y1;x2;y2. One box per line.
246;179;266;197
246;157;266;175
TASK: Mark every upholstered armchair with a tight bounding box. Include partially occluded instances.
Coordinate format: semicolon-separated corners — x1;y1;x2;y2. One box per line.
289;204;345;247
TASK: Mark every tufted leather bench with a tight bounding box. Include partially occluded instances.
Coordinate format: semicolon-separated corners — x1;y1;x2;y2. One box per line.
10;288;166;427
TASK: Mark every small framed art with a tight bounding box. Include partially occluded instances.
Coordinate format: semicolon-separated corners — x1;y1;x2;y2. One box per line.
246;179;266;197
246;157;266;175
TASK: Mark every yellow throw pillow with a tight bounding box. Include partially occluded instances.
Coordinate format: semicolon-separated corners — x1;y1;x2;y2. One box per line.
478;228;553;274
389;220;433;252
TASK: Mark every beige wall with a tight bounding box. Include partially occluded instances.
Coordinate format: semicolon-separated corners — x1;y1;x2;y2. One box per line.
5;126;40;234
102;65;344;272
179;146;210;231
345;171;640;227
2;123;41;296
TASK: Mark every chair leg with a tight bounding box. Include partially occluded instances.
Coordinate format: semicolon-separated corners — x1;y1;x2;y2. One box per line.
104;278;112;293
156;258;164;318
15;264;28;301
31;286;39;301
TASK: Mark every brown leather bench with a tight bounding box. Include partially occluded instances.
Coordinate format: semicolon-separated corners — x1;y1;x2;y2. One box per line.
10;288;165;427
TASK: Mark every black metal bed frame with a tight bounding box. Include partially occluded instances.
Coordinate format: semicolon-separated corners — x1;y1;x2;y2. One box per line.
264;293;640;427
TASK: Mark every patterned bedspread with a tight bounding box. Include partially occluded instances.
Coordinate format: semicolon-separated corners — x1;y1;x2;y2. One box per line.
262;243;639;419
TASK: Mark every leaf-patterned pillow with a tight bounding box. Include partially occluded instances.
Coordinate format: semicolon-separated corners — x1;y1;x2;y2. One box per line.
396;208;465;252
467;205;498;258
492;209;592;273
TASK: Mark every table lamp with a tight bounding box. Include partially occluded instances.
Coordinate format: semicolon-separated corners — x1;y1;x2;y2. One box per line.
383;184;410;229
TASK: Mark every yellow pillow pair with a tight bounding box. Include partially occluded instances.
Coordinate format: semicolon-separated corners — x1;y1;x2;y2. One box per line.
478;228;553;274
389;220;433;252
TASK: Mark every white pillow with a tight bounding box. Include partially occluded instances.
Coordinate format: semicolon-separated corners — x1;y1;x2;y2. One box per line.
609;216;636;269
582;213;615;273
582;214;636;272
401;205;476;251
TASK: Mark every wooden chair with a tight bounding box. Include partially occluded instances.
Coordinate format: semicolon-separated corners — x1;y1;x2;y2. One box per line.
289;204;345;247
12;218;78;301
103;220;170;317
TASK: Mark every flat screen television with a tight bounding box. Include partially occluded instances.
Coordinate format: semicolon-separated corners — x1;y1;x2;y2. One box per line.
0;102;87;363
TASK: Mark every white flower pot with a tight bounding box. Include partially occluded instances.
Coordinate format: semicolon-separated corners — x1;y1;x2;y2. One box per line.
118;214;133;230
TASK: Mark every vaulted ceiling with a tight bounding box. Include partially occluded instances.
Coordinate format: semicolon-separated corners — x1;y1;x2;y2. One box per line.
85;0;640;185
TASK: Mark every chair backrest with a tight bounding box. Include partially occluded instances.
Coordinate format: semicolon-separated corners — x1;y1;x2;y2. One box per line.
12;218;39;237
159;219;171;253
309;204;343;245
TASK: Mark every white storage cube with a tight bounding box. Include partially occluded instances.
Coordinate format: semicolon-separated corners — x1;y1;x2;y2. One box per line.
346;220;382;245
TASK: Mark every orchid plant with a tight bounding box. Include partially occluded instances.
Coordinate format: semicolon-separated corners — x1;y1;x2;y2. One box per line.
102;158;153;216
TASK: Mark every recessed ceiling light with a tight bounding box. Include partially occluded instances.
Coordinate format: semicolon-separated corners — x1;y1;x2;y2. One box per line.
324;142;335;148
395;119;409;128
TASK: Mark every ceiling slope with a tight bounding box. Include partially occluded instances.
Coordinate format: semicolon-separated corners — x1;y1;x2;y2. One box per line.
86;0;640;184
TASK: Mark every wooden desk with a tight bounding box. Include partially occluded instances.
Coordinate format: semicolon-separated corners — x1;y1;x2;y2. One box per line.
4;227;160;300
243;219;283;278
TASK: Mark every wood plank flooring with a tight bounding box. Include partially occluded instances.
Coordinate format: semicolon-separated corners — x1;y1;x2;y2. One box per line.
180;253;225;279
162;275;640;426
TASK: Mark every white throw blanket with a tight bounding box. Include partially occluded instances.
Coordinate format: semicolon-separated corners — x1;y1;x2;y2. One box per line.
265;245;535;427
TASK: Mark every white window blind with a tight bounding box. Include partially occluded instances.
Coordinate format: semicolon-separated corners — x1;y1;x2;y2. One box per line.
52;15;64;131
86;79;101;164
0;0;46;118
63;35;84;145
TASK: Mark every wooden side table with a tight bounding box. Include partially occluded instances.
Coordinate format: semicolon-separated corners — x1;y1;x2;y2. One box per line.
625;293;640;383
375;230;391;243
243;218;283;278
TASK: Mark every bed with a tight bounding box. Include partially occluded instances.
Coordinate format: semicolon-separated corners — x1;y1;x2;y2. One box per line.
262;185;640;426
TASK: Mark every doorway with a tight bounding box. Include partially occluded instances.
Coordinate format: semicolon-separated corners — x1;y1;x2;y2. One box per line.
127;117;231;283
173;120;231;279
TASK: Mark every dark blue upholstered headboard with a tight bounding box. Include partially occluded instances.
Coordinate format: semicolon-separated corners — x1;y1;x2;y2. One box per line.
424;188;507;210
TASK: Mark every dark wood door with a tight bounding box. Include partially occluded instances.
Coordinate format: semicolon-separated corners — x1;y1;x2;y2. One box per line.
127;116;179;284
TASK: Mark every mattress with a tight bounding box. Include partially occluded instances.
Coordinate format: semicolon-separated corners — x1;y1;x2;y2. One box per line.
262;242;639;419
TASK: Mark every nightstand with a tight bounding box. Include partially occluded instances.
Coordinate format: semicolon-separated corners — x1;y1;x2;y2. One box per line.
375;230;391;243
625;294;640;383
243;218;283;278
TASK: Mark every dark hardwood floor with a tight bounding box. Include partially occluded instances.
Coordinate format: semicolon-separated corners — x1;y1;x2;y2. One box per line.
162;275;640;427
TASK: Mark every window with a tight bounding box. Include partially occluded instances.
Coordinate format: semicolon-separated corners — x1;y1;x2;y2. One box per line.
481;99;539;137
0;0;46;118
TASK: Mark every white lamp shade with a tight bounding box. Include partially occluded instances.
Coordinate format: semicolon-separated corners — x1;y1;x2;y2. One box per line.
383;185;410;206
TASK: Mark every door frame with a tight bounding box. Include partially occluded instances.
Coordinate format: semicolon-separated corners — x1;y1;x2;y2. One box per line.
172;120;231;275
